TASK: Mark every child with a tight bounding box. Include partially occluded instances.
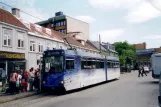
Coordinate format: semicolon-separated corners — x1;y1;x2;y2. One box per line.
21;79;28;92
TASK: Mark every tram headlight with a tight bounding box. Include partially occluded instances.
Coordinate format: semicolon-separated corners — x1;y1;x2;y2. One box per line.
60;81;64;84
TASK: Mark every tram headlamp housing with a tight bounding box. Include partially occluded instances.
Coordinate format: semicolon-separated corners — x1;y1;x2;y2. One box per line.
43;81;46;84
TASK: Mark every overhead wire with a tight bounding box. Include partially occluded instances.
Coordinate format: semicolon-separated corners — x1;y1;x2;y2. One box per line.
0;1;44;21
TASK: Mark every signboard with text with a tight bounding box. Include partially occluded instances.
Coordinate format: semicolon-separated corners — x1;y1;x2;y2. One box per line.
0;51;25;59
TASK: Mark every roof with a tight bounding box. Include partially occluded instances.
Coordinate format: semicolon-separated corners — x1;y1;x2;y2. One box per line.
0;9;27;29
18;18;63;42
136;49;155;55
87;40;107;51
64;36;97;51
102;44;118;53
35;20;49;25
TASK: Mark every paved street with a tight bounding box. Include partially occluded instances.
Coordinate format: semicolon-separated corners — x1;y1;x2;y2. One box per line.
0;71;159;107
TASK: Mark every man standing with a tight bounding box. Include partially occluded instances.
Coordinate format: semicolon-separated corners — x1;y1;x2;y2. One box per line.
28;67;34;91
1;69;6;92
142;66;147;76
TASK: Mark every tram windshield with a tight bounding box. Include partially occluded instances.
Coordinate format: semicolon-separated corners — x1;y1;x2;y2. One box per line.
44;56;64;73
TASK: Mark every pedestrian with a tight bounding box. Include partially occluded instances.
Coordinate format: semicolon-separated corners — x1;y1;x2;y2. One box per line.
138;66;143;77
1;69;6;92
21;79;28;92
142;66;147;76
34;68;40;91
23;70;29;82
9;71;18;94
16;71;23;92
28;67;34;91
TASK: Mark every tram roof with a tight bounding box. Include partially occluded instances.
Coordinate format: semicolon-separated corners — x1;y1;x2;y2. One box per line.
64;49;119;61
44;49;119;61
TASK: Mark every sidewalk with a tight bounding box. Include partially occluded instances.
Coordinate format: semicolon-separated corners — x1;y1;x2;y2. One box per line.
0;91;41;104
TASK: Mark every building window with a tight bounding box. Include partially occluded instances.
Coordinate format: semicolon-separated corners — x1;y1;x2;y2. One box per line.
30;41;36;52
3;28;11;46
17;32;24;48
47;42;51;50
61;21;64;26
58;22;60;26
38;43;43;52
64;21;66;25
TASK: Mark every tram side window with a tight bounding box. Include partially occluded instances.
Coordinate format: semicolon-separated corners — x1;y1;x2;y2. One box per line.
107;61;111;68
96;61;100;69
107;61;113;68
66;60;74;70
113;62;116;68
81;59;104;69
100;61;104;68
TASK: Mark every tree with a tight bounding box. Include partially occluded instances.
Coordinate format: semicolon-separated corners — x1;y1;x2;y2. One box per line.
114;41;136;66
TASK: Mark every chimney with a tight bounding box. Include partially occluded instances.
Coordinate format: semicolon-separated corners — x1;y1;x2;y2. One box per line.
143;42;146;49
12;8;20;18
81;41;85;46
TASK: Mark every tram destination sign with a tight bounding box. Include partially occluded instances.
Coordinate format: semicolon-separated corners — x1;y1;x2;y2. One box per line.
0;51;25;59
45;50;64;56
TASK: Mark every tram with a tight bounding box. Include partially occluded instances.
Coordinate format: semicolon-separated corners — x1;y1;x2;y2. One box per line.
41;49;120;92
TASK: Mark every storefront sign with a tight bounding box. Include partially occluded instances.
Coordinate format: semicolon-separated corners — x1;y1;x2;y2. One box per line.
0;51;25;59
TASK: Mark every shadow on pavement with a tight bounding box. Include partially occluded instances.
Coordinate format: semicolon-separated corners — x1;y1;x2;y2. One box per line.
140;81;159;85
45;79;119;96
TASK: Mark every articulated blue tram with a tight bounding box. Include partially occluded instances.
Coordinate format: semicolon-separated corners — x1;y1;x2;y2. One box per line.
42;49;120;91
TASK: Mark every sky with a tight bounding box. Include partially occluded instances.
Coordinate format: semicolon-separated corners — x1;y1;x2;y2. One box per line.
1;0;161;48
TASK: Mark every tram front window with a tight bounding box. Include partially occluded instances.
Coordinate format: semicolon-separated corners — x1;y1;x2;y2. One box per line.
44;56;64;73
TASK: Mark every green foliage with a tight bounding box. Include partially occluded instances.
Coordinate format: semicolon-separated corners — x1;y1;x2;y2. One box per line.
114;41;136;66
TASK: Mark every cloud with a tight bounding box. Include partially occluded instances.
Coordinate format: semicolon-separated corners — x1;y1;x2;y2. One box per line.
125;2;161;23
88;0;140;10
88;0;161;23
75;16;95;23
21;8;50;23
91;28;125;43
141;35;161;40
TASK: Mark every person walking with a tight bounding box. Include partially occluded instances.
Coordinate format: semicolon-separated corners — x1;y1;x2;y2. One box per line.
142;66;147;76
1;69;6;92
138;66;143;77
28;68;34;91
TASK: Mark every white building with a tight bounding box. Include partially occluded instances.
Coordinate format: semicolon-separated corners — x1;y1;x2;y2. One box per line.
0;8;28;78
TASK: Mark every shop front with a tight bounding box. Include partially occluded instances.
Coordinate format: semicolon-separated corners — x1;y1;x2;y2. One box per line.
0;51;26;83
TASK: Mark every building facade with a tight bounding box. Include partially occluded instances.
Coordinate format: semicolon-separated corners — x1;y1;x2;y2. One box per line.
0;8;28;81
36;12;89;40
133;42;161;68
